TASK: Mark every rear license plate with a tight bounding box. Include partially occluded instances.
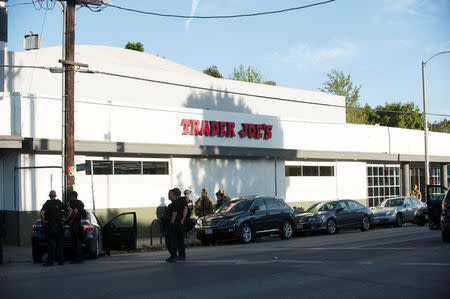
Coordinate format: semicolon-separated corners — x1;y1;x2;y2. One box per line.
204;229;213;235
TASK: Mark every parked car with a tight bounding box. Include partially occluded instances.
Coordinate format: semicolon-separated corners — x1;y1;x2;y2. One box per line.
295;200;373;234
195;196;295;245
371;196;425;227
32;210;137;262
426;185;450;242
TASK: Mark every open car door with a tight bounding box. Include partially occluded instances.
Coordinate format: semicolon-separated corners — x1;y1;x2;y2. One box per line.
102;212;137;252
426;185;448;230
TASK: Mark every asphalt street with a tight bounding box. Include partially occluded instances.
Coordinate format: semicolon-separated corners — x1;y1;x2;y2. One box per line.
1;225;449;299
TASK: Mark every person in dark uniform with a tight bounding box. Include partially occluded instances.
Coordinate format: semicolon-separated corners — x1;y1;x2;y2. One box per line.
40;190;72;266
165;188;188;263
68;191;85;264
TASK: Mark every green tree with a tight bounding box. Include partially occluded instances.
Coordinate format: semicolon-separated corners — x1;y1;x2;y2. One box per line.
320;69;367;124
369;102;424;130
430;118;450;133
125;42;144;52
230;65;276;86
203;65;223;78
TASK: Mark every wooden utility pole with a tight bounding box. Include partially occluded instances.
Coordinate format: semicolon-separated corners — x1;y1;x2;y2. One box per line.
63;0;76;201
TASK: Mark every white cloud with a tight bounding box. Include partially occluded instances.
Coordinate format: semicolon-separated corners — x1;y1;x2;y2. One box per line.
272;41;358;72
387;0;422;15
185;0;200;32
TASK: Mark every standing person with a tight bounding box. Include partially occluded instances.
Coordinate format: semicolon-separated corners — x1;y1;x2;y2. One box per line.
410;185;423;202
165;188;188;263
214;189;231;210
184;189;193;217
40;190;72;266
68;191;85;264
194;188;214;218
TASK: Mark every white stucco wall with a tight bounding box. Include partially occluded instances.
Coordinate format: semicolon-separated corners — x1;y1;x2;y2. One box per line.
5;46;346;124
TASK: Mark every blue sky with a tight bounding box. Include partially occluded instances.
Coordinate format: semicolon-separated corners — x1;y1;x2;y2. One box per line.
6;0;450;122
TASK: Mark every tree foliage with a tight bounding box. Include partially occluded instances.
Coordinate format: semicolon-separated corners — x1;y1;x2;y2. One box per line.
320;69;367;124
125;42;144;52
203;65;223;78
430;118;450;133
369;102;424;130
231;65;276;86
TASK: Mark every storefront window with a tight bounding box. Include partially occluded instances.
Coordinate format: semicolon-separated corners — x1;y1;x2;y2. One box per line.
86;160;169;175
367;165;400;207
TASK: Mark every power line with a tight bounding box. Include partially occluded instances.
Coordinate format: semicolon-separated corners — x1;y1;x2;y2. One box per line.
1;64;449;118
105;1;335;19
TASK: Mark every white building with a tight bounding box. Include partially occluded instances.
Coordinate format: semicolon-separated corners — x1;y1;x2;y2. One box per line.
1;45;449;246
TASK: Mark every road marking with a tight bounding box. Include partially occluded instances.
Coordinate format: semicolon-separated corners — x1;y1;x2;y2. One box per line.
400;262;450;266
356;234;438;248
358;246;450;264
98;259;323;265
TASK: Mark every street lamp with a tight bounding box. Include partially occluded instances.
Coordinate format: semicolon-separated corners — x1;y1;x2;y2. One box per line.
421;50;450;202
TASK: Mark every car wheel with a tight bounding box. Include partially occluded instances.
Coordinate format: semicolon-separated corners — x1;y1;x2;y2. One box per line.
415;217;425;226
360;216;370;231
88;237;99;259
281;221;293;239
394;214;403;227
442;227;450;242
240;223;253;243
326;219;337;235
32;245;43;263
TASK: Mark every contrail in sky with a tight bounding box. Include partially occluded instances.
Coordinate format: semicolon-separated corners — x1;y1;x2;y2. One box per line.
185;0;199;31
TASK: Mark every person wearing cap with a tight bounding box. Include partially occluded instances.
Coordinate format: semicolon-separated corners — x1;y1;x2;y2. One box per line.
165;188;188;263
68;191;85;264
194;188;213;218
410;184;423;202
214;189;231;210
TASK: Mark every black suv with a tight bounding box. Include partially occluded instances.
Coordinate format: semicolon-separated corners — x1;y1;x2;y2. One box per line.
195;196;295;245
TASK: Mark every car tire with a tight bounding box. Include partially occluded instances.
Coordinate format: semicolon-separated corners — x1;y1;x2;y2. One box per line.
360;216;370;231
200;239;210;246
415;217;426;226
88;237;100;259
281;220;293;239
240;223;253;244
326;219;337;235
394;214;403;227
442;227;450;242
32;245;44;263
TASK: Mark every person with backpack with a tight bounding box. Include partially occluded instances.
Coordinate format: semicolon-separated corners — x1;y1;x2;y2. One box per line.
68;191;85;264
40;190;72;266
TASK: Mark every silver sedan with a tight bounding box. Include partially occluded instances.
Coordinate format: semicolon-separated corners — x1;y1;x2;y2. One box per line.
371;196;425;227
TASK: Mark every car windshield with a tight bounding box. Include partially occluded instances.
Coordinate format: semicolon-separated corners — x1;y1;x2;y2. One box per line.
216;200;252;213
306;202;336;213
378;198;404;208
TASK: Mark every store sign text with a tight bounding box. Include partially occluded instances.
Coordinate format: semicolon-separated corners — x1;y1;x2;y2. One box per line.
181;119;272;140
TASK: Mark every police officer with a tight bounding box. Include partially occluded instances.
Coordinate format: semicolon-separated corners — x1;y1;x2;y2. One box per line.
184;189;193;217
68;191;85;264
214;188;231;210
194;188;213;217
40;190;72;266
165;188;188;263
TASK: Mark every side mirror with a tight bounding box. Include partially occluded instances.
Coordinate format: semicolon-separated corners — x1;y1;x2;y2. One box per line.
251;206;261;213
335;207;343;213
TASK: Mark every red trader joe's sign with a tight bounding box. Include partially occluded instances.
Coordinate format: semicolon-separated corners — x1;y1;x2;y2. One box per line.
181;119;272;140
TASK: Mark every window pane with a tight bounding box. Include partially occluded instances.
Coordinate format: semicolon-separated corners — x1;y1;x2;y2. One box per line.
285;166;301;176
143;162;169;174
368;167;373;176
91;160;113;175
368;188;373;197
320;166;334;176
110;213;134;227
114;161;141;175
303;166;319;176
368;177;373;186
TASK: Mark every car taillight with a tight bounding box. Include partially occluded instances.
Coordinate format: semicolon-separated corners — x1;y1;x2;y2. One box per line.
442;200;448;211
32;224;41;231
83;225;94;231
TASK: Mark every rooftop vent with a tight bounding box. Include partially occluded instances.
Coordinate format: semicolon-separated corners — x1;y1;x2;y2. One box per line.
24;31;41;51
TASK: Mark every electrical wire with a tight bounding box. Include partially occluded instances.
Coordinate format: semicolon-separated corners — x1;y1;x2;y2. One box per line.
2;64;448;119
105;1;335;19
